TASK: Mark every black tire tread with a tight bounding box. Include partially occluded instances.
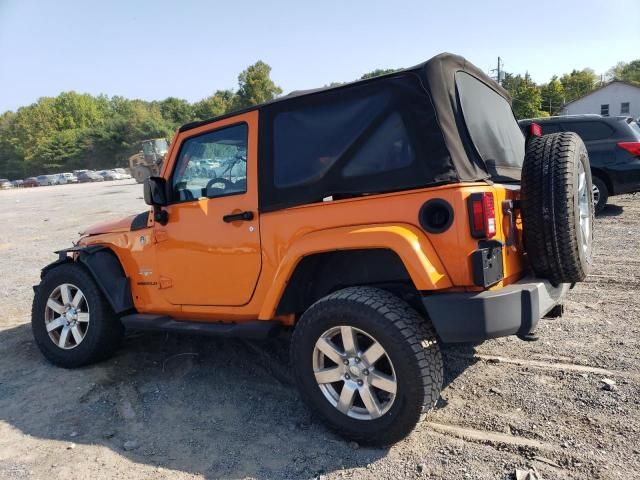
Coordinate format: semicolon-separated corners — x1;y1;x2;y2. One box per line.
521;132;592;284
291;286;442;445
31;263;123;368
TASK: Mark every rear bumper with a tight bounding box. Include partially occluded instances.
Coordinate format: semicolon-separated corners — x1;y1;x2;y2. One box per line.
422;277;570;343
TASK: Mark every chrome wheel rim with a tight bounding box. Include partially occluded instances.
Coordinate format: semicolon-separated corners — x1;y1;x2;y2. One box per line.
45;283;90;350
312;326;397;420
592;183;600;207
577;161;591;255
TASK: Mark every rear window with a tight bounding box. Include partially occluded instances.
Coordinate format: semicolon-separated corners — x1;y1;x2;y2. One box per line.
455;72;525;181
560;121;614;141
627;120;640;139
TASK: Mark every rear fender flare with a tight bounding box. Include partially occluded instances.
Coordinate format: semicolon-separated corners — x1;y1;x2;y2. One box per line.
258;223;451;319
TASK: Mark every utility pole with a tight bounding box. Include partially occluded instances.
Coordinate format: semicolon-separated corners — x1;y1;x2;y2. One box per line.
490;57;503;85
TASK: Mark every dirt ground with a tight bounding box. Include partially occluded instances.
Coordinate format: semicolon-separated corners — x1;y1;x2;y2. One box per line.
0;181;638;480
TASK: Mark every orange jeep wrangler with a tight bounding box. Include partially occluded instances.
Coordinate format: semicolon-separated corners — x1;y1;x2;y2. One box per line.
32;54;594;445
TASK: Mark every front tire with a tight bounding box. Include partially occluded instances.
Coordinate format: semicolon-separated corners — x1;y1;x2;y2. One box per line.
32;263;123;368
290;287;442;446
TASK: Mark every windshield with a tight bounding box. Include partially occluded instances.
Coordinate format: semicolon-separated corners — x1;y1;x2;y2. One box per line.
154;138;169;154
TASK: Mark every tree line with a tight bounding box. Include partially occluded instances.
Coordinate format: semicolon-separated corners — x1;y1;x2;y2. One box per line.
503;59;639;119
1;58;638;180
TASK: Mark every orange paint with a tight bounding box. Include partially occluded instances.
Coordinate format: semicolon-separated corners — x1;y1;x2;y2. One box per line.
79;110;527;324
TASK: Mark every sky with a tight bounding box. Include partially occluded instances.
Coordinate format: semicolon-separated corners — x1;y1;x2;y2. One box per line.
1;0;639;112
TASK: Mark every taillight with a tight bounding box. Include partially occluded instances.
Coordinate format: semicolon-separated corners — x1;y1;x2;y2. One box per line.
468;192;496;239
529;122;542;137
618;141;640;156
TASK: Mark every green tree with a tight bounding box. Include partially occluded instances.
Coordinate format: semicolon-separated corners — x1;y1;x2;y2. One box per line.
192;90;235;119
159;97;193;126
0;111;24;178
502;73;546;119
360;68;400;80
560;68;598;103
233;61;282;110
540;76;565;116
608;60;640;85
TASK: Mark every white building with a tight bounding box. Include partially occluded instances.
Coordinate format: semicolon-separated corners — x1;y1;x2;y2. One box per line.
561;81;640;119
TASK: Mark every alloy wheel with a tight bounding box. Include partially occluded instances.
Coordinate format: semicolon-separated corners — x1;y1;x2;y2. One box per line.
577;161;592;255
44;283;90;350
312;325;397;420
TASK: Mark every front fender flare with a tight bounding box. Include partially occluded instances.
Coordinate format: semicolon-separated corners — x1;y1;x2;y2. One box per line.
39;246;134;315
258;223;451;319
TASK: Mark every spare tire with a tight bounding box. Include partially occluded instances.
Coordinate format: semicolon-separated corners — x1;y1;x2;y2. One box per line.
521;132;594;284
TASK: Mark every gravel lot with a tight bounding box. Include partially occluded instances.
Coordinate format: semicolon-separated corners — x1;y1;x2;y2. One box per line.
0;181;639;479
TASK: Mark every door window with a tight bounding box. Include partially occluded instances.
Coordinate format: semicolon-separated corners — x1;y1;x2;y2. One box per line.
171;123;248;202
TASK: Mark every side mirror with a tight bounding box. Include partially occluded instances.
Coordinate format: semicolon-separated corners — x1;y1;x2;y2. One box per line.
143;176;168;206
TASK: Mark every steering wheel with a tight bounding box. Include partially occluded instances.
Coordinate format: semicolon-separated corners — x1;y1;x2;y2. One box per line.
205;177;235;196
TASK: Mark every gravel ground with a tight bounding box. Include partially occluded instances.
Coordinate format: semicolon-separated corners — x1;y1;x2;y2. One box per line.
0;181;638;480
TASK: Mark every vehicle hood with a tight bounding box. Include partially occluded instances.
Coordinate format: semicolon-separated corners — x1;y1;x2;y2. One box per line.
81;214;137;235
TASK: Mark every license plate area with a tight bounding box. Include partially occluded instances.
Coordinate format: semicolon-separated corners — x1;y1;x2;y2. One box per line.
471;240;504;288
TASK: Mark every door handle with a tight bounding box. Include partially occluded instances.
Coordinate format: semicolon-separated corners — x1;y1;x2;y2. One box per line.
223;211;254;223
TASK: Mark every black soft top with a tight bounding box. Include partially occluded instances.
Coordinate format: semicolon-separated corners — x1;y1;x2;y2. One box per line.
181;53;524;212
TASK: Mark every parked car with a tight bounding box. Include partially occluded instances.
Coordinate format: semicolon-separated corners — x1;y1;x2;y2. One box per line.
98;170;119;181
60;172;78;184
36;174;58;186
0;179;12;189
11;179;24;188
77;171;104;183
519;115;640;213
73;169;90;177
113;168;132;179
31;53;594;446
23;177;39;187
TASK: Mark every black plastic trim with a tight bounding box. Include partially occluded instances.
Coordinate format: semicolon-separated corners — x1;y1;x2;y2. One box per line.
76;246;134;314
422;277;569;343
130;211;149;231
471;240;504;288
418;198;454;234
120;314;280;340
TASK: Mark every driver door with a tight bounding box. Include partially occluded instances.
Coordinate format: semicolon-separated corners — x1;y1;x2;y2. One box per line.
153;112;261;306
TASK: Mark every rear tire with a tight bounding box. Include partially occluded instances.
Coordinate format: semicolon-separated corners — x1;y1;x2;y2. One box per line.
521;132;594;284
591;176;608;214
32;263;123;368
290;286;442;446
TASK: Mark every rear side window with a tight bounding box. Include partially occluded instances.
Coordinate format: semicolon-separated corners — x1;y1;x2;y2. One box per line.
560;121;614;141
628;121;640;139
455;72;525;181
273;97;415;187
260;73;453;211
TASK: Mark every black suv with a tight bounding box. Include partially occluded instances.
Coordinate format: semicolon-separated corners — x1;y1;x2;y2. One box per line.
519;115;640;213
